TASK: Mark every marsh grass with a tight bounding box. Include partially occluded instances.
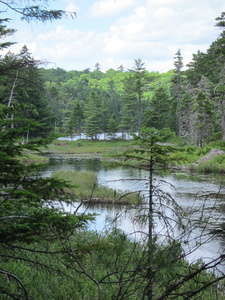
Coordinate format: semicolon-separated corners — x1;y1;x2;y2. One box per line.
20;151;49;164
42;139;137;157
52;170;143;205
196;161;225;174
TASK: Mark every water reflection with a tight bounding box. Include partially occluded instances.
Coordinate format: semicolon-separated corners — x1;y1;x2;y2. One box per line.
42;156;102;176
43;156;225;264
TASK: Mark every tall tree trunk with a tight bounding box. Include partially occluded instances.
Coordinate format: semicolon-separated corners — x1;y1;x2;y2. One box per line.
8;73;18;108
2;73;18;132
8;73;18;129
146;154;154;300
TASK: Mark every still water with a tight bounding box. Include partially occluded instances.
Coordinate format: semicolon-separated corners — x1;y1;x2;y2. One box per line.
42;156;225;264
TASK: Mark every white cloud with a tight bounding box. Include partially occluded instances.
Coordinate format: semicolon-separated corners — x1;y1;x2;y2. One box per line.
89;0;135;18
154;7;176;19
5;0;225;72
147;0;180;5
65;2;80;13
95;0;225;71
33;26;99;63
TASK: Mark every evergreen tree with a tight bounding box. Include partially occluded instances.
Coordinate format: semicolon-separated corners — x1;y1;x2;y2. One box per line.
143;86;171;130
44;81;62;129
0;103;89;298
107;113;118;137
94;62;101;71
215;11;225;28
173;49;183;82
68;99;84;136
192;90;214;147
129;58;149;132
59;81;80;133
0;0;76;23
0;46;54;138
117;64;124;72
214;66;225;140
0;18;16;50
120;74;139;134
172;49;184;135
0;4;87;298
84;90;103;139
186;51;208;85
178;90;193;143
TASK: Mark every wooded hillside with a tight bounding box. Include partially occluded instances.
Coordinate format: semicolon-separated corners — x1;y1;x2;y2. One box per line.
37;14;225;146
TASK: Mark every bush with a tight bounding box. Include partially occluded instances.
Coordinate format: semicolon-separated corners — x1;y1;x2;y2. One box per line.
197;160;225;174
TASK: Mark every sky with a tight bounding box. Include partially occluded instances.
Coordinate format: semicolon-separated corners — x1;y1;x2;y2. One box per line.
2;0;225;73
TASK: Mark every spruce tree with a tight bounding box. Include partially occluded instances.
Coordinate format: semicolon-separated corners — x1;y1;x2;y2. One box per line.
84;90;103;139
143;86;171;130
120;74;139;134
129;58;149;132
172;49;184;136
68;99;84;137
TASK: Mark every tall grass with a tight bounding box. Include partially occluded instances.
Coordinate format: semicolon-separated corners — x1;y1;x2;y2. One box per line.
20;151;49;164
196;161;225;174
42;139;137;157
52;170;143;205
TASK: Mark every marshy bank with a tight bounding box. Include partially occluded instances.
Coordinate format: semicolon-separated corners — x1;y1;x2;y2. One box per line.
40;155;225;265
52;170;143;205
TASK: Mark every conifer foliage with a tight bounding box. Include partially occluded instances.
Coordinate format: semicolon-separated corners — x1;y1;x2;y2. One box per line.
0;3;88;298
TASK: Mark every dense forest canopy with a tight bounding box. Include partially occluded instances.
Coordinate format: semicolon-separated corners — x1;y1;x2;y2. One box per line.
33;13;225;145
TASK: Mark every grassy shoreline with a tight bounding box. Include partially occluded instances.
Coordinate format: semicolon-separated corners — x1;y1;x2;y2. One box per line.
20;151;49;164
20;139;225;205
24;139;225;174
52;170;143;205
42;139;137;157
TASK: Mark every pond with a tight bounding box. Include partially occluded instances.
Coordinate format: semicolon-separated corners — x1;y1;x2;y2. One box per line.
42;155;225;265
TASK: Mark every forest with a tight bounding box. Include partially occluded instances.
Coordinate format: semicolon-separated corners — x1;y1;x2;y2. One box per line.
2;1;225;299
38;36;225;147
6;21;225;147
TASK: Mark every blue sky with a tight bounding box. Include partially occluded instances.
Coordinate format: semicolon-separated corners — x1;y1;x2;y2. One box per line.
2;0;225;72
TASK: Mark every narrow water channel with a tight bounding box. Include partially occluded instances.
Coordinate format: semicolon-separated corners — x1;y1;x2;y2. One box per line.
42;156;225;265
